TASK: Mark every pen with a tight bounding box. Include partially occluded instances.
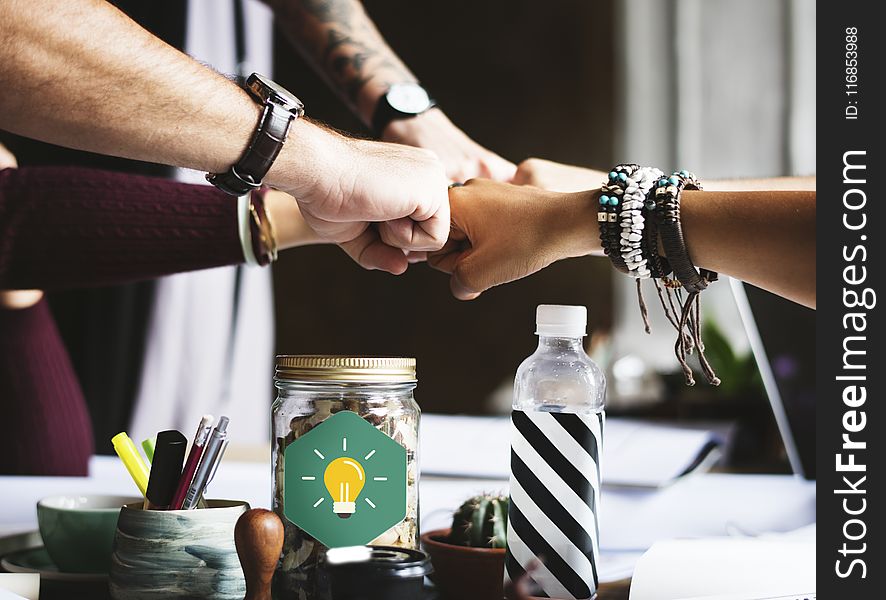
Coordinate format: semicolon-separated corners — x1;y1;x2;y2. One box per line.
144;430;188;510
201;439;230;498
170;414;214;510
111;432;150;497
142;437;156;463
181;416;229;510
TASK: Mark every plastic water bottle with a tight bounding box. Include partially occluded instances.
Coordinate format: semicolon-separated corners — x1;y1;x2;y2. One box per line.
505;305;606;599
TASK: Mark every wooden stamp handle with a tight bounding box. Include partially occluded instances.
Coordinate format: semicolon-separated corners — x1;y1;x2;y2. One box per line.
235;508;284;600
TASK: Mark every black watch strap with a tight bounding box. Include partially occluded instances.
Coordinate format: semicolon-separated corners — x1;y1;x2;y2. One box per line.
207;102;295;196
371;94;436;138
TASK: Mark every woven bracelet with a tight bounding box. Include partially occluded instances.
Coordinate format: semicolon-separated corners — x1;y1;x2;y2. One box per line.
649;170;721;386
652;171;717;293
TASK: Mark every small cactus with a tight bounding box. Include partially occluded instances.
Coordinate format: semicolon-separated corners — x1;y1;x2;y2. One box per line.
448;493;508;549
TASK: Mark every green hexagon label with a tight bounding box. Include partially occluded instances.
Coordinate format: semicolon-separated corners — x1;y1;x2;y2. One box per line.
283;410;406;548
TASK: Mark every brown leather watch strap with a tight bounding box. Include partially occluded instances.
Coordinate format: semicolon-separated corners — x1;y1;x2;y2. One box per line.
207;103;295;196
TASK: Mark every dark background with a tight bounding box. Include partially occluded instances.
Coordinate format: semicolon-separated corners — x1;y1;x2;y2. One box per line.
271;0;616;414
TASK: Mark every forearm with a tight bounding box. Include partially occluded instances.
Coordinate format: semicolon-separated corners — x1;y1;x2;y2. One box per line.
680;189;815;308
563;189;816;307
267;0;416;123
0;167;243;289
704;176;816;192
0;0;326;197
0;167;322;290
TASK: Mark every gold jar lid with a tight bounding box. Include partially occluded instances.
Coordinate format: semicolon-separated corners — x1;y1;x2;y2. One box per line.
275;355;417;383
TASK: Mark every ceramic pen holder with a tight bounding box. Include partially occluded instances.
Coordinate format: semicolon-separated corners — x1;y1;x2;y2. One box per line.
109;500;249;600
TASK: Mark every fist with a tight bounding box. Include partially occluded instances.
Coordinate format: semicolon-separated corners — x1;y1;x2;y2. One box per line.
295;133;450;274
512;158;606;193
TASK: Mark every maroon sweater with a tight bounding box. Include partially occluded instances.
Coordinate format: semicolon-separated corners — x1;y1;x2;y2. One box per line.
0;166;244;290
0;166;247;474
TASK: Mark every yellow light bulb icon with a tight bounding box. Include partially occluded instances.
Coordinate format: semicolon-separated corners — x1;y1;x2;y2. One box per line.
324;457;365;518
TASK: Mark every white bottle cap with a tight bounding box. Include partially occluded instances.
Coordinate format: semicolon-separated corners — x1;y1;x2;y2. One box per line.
535;304;587;337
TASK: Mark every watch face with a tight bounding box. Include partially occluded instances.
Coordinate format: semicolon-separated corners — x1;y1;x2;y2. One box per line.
248;73;305;115
387;83;432;114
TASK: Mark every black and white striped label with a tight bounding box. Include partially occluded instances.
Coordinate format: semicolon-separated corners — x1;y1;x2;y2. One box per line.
505;409;604;599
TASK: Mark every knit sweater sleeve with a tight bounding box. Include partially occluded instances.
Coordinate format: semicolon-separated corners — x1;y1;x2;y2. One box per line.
0;166;245;290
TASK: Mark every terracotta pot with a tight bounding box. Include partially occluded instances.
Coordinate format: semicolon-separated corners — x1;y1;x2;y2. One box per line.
421;528;505;600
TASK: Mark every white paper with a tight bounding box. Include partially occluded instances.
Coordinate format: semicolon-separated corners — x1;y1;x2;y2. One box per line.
600;474;816;551
420;414;723;487
629;538;815;600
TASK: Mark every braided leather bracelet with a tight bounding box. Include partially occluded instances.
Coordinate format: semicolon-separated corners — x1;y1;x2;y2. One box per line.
652;171;718;293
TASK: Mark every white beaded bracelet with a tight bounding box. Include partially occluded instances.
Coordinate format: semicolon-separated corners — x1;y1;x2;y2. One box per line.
618;166;662;279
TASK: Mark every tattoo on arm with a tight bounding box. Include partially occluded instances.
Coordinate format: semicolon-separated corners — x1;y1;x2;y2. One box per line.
267;0;416;115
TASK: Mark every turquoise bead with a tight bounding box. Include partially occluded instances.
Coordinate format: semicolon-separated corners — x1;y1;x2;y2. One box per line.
609;171;618;180
645;201;656;210
618;173;628;182
610;197;619;206
679;169;689;177
668;176;679;185
658;178;668;186
599;195;609;205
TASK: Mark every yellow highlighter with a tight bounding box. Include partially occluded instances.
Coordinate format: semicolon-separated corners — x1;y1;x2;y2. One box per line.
112;432;150;497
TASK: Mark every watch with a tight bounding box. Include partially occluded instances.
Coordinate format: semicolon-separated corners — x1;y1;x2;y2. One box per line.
207;73;305;196
371;83;437;137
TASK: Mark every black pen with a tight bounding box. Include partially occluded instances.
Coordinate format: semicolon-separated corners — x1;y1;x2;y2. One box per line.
144;430;188;510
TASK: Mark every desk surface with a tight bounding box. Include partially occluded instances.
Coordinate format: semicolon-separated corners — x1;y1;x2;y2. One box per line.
1;455;815;598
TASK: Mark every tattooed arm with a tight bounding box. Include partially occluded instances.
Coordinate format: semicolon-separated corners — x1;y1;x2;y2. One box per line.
265;0;516;181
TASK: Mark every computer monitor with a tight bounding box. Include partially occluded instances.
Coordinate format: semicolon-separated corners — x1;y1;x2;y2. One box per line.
730;279;816;479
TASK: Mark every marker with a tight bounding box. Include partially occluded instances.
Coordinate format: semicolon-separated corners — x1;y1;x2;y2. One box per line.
141;437;156;463
181;416;229;510
144;430;188;510
170;415;214;510
111;432;150;497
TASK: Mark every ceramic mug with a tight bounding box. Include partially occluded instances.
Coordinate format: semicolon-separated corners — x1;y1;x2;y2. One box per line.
109;499;249;600
37;494;141;573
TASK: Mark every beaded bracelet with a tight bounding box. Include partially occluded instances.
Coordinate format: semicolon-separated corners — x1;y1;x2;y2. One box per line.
598;165;633;274
619;166;662;279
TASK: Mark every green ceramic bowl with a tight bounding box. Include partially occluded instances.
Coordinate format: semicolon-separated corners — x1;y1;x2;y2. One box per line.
37;494;140;574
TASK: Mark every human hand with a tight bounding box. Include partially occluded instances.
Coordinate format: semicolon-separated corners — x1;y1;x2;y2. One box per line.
0;141;17;169
512;158;607;193
272;122;450;275
383;108;516;183
428;179;601;300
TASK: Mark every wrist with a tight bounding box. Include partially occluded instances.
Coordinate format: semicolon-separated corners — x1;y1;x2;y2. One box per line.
380;106;444;143
264;189;322;250
548;189;603;258
357;80;390;126
265;118;338;200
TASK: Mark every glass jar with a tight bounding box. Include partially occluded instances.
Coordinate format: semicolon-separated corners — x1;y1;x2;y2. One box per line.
272;356;420;600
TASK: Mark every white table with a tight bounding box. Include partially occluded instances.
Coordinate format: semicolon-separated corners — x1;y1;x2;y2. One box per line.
0;456;815;585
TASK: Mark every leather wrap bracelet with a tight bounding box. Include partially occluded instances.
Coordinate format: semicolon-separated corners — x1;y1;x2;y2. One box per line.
652;171;718;293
